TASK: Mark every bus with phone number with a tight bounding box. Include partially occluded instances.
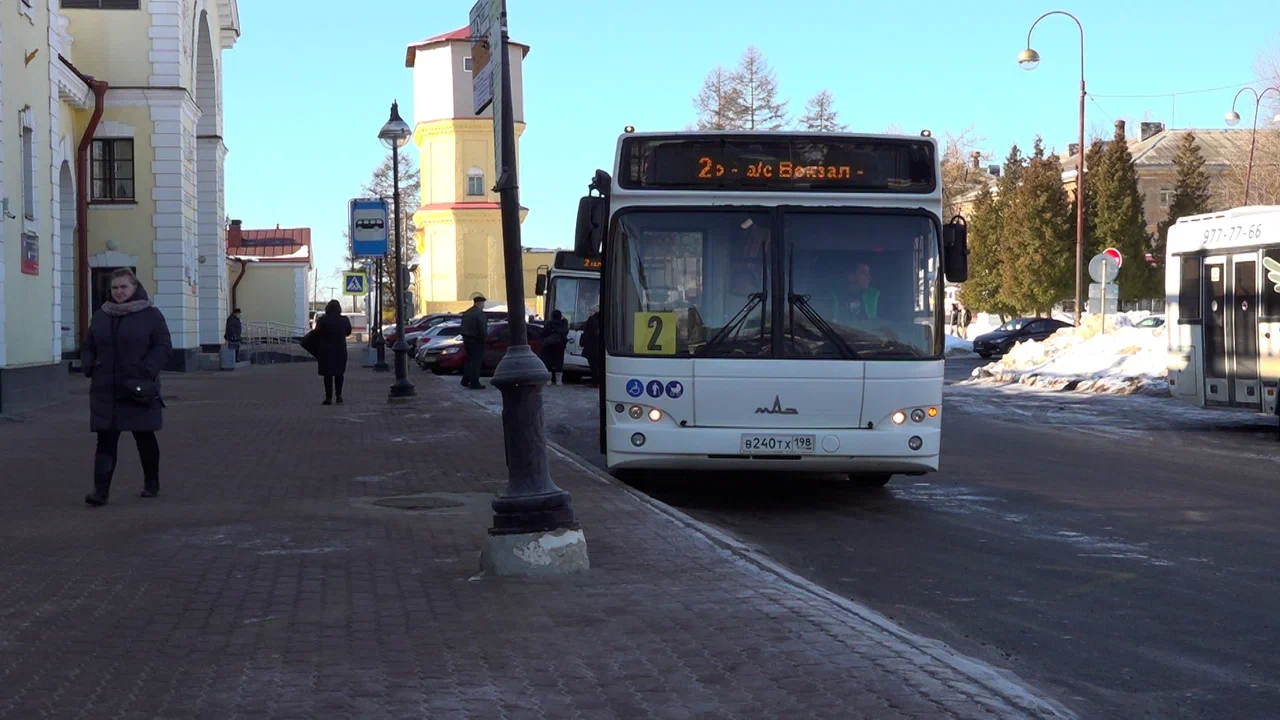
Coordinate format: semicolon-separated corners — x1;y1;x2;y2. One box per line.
572;129;970;486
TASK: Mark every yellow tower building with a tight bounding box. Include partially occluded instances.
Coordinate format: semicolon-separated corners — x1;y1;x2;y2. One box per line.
405;28;552;317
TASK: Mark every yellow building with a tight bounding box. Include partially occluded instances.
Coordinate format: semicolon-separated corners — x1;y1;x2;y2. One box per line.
225;221;312;332
0;0;240;414
405;27;551;317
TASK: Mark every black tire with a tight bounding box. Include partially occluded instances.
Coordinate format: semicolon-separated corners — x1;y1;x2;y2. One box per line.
430;366;446;376
977;351;992;359
849;473;892;489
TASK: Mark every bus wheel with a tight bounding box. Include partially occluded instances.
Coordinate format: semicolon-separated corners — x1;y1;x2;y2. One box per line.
849;473;892;489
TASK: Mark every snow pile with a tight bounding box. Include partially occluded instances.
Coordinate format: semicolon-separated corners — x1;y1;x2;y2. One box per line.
945;334;974;356
967;314;1169;395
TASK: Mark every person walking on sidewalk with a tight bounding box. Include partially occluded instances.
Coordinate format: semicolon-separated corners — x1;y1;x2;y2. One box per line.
303;299;352;405
224;308;243;360
581;306;602;386
460;295;488;390
81;269;173;506
541;309;569;385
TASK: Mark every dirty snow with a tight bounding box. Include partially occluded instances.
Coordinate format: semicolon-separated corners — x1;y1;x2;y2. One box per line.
945;334;975;357
966;313;1168;395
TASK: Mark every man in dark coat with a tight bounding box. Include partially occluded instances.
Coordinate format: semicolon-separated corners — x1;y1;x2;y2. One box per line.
459;295;488;389
81;269;173;506
540;309;569;385
581;307;602;385
303;300;353;405
224;308;243;360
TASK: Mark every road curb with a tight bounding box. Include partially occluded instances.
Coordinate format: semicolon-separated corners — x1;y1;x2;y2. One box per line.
454;377;1074;719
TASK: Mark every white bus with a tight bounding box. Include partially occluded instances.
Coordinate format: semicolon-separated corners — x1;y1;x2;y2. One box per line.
572;130;969;486
1165;206;1280;420
535;250;602;380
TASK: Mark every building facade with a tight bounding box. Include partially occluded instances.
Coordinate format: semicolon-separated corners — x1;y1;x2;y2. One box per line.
0;0;240;414
406;27;549;316
225;221;311;333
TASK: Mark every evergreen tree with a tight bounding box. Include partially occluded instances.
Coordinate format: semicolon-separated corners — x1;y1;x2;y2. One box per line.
958;144;1023;317
693;66;745;130
1085;124;1157;300
799;90;846;132
730;46;789;130
1155;132;1213;269
1001;138;1075;314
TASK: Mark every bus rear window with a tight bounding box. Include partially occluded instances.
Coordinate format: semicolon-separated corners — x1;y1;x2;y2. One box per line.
1179;256;1201;323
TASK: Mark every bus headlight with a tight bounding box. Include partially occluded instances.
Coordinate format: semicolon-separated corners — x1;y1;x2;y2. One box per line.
648;408;663;422
891;411;907;425
910;409;926;423
629;405;643;419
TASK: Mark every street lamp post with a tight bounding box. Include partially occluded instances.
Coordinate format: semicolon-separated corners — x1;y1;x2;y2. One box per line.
379;102;415;398
1020;10;1086;325
485;2;580;540
373;255;388;372
1225;86;1280;205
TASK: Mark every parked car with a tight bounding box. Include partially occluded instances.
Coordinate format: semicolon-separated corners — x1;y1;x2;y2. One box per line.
383;313;460;346
422;321;544;375
972;317;1073;358
414;323;464;369
1135;315;1165;329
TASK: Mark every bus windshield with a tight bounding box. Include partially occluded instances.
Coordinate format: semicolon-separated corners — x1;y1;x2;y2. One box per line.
610;210;940;359
548;275;600;330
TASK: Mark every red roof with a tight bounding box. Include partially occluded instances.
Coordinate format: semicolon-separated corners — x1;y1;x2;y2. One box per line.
228;225;312;264
406;26;529;67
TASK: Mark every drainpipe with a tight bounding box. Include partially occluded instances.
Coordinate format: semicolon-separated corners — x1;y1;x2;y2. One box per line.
65;55;107;346
231;258;248;310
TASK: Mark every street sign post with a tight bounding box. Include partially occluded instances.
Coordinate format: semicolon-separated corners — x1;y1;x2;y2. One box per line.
469;0;496;115
343;271;368;296
1088;252;1121;329
349;198;390;257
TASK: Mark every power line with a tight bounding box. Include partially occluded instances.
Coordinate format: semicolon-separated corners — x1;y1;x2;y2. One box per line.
1091;79;1264;99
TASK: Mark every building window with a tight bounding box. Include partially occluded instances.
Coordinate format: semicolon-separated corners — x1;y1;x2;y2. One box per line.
61;0;141;8
91;139;136;201
21;125;35;220
466;168;485;197
1159;188;1174;207
463;57;473;72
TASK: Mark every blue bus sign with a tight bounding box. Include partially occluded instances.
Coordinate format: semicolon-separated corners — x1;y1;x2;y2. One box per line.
349;198;389;257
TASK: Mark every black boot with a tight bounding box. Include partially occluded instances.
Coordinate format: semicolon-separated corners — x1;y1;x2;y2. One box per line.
140;473;159;498
84;454;116;507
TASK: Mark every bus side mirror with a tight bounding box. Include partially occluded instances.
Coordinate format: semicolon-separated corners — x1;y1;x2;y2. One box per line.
943;217;968;283
575;195;606;258
535;273;547;296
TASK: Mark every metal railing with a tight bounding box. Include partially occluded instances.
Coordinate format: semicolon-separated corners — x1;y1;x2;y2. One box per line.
240;321;310;364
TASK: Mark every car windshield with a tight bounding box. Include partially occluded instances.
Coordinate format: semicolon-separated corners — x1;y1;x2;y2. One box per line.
431;325;461;337
997;319;1028;332
548;275;600;330
609;210;940;359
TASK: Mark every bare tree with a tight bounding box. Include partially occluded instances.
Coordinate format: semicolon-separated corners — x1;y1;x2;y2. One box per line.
799;90;846;132
1217;129;1280;207
693;66;745;130
940;125;994;218
882;123;905;134
731;46;789;130
1254;33;1280;117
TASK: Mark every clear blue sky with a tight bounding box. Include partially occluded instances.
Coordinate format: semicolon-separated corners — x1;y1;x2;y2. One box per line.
222;0;1277;295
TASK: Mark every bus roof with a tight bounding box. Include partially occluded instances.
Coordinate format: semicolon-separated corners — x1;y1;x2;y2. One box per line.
1167;205;1280;254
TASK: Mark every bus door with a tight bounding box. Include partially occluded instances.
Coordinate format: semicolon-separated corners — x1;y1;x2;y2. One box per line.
1231;252;1261;407
1203;257;1229;406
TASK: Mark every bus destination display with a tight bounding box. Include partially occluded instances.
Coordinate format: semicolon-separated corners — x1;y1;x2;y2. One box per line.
620;135;936;193
554;251;602;272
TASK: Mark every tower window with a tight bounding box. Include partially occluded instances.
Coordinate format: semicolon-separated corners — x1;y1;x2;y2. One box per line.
466;168;485;197
463;57;473;72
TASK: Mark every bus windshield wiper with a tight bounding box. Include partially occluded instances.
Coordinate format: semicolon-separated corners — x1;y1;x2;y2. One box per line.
698;292;765;357
787;293;858;359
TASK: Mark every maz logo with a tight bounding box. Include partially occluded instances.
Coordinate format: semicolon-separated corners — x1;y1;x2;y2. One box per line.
755;395;798;415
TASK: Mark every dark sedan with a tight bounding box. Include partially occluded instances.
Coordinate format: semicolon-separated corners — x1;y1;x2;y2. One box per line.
972;317;1073;358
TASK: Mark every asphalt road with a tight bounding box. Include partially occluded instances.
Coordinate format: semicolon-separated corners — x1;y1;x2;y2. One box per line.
450;362;1280;719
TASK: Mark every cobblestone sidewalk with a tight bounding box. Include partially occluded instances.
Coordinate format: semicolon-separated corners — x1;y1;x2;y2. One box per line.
0;364;1071;719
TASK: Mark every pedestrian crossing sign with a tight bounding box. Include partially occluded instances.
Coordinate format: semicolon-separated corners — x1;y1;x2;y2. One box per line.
343;271;368;296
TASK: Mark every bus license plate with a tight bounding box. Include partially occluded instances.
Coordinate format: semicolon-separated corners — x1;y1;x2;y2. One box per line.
740;434;816;455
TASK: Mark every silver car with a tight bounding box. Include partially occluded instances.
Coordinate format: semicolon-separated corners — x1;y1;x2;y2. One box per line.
415;324;464;369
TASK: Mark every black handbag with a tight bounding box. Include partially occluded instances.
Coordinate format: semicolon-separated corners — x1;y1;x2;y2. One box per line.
119;377;160;405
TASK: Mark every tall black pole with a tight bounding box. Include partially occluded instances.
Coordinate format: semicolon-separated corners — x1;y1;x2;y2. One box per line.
374;255;388;371
487;1;578;535
389;140;415;397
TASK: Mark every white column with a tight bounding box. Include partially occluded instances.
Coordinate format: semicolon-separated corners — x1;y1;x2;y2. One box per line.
149;95;200;351
197;137;226;346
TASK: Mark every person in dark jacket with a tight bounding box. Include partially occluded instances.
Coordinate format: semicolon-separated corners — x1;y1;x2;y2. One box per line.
581;307;602;385
459;295;488;389
81;269;173;506
224;308;243;360
540;309;569;385
304;300;353;405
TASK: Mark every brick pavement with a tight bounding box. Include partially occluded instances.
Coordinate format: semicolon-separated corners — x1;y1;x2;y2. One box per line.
0;363;1071;719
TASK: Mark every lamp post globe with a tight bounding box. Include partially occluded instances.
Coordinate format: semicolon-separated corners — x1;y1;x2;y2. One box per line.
1225;110;1242;127
1017;47;1041;71
379;101;415;399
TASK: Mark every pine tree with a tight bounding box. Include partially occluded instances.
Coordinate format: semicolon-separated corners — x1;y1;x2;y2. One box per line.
1001;138;1075;314
799;90;846;132
958;144;1023;317
1155;132;1213;269
693;66;745;130
1086;124;1158;300
730;46;788;130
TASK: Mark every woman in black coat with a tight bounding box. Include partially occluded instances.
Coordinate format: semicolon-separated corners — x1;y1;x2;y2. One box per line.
81;269;173;506
540;309;569;384
304;300;352;405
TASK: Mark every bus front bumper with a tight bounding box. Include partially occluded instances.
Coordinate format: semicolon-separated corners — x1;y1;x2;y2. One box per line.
606;425;940;474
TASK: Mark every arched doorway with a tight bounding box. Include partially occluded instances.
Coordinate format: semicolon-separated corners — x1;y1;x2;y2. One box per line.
195;10;225;350
59;161;76;355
